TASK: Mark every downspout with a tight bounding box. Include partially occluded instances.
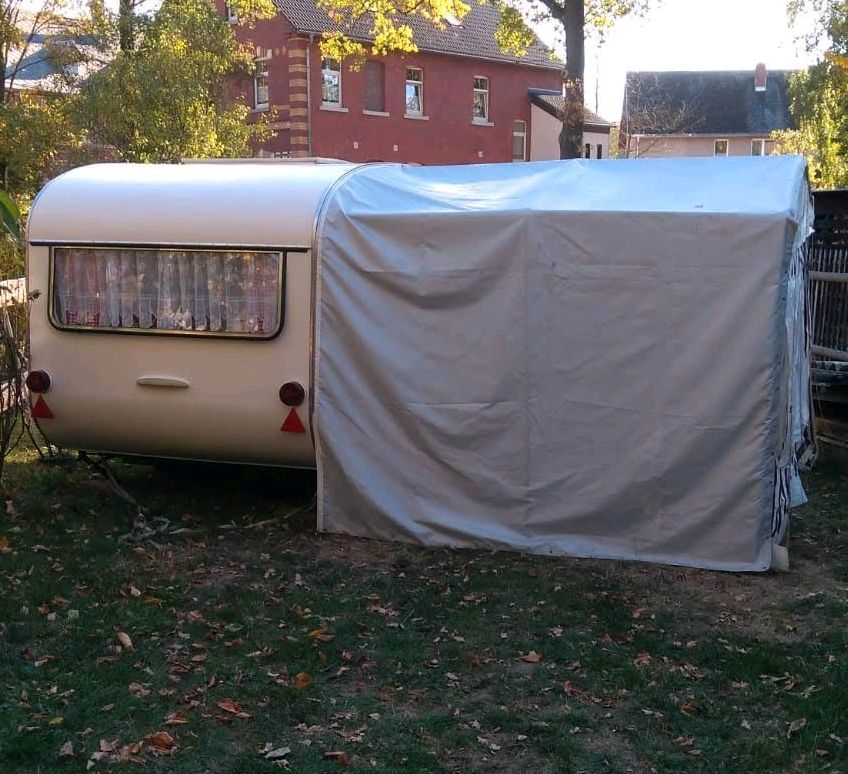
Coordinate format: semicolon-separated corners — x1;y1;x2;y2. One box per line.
306;34;314;157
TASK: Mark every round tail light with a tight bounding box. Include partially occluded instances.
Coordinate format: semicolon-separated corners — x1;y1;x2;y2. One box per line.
25;370;52;394
279;381;305;407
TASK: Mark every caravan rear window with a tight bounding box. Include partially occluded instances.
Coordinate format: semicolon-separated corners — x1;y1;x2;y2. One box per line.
51;247;284;338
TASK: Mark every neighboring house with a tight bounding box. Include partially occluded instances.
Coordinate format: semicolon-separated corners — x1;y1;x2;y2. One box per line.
219;0;568;163
528;89;614;160
4;29;99;100
620;64;795;159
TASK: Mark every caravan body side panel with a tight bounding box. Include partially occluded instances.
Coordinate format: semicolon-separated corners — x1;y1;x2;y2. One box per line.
27;162;357;467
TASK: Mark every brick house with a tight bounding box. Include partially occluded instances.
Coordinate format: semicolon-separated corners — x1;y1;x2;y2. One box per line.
219;0;564;163
620;64;795;159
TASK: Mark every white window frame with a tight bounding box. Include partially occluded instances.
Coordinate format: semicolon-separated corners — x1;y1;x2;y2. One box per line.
322;58;342;107
254;54;270;110
714;138;729;157
225;2;237;23
405;67;423;117
473;75;489;122
751;138;767;156
512;119;527;162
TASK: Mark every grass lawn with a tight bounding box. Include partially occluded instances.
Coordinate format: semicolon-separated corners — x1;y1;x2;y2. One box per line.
1;446;847;773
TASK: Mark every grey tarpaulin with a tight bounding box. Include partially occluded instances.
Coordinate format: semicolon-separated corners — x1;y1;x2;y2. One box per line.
313;157;815;571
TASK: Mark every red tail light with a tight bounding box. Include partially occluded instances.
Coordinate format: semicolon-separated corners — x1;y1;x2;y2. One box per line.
279;381;305;407
25;370;52;393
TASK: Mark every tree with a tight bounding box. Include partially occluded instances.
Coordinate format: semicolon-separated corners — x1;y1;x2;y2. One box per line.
774;0;848;188
74;0;276;163
0;0;75;107
317;0;651;159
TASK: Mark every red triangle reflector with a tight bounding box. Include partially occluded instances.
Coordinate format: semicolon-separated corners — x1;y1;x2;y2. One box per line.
31;395;54;419
280;408;306;434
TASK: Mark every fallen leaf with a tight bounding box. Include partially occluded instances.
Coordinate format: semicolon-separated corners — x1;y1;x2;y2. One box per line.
164;711;189;725
788;718;807;737
264;746;292;760
0;536;9;550
190;653;207;663
129;585;142;598
633;652;652;668
520;651;542;663
323;751;348;766
216;699;253;719
57;741;73;760
48;716;64;726
294;672;311;689
128;682;150;698
116;632;133;651
308;627;335;643
144;731;176;755
741;719;752;730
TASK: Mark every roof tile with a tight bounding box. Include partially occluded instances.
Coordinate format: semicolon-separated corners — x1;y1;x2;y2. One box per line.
273;0;561;70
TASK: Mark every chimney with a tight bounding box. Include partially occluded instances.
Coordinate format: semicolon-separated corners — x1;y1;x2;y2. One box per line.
754;63;768;92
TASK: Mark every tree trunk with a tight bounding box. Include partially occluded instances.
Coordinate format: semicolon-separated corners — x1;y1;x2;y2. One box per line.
559;0;585;160
119;0;134;52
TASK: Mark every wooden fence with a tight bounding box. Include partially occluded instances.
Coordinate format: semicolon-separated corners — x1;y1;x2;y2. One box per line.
810;189;848;361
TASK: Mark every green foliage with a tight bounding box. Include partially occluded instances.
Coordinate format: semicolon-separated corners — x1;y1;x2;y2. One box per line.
317;0;649;62
0;188;19;242
76;0;270;162
776;0;848;188
0;186;22;275
0;94;83;200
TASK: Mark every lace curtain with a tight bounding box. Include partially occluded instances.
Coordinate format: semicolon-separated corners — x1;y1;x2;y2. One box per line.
53;248;282;335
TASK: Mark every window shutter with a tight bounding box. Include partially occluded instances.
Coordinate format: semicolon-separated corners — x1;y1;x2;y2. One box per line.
364;61;385;112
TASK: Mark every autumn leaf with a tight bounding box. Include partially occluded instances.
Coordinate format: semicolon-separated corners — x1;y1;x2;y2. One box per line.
116;631;133;651
324;750;349;765
128;682;150;697
294;672;312;689
57;741;74;760
216;699;253;719
164;711;189;725
519;651;542;663
308;627;336;643
144;730;177;755
788;718;807;737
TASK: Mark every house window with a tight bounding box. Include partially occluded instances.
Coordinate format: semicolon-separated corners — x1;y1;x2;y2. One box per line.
364;60;385;112
254;56;269;109
52;247;284;338
405;67;423;115
714;138;729;156
597;143;603;159
512;120;526;161
584;143;591;158
473;76;489;121
224;2;237;22
752;138;767;156
322;58;341;106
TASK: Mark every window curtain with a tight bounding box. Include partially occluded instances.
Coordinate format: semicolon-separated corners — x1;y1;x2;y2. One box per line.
54;248;281;335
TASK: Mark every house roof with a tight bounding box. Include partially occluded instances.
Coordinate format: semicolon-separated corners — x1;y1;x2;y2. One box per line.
528;89;614;129
273;0;562;70
621;69;795;136
4;31;98;93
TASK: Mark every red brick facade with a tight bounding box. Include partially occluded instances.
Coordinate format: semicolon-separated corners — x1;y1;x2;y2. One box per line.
218;4;563;164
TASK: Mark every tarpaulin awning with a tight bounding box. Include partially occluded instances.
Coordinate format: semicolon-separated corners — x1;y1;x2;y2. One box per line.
313;156;814;571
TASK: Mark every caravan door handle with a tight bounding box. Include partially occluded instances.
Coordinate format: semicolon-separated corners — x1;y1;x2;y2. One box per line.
136;376;190;389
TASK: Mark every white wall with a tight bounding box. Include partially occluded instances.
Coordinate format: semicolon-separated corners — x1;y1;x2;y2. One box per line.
530;104;612;161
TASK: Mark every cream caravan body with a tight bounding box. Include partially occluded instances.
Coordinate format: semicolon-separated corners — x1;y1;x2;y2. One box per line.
27;160;357;467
